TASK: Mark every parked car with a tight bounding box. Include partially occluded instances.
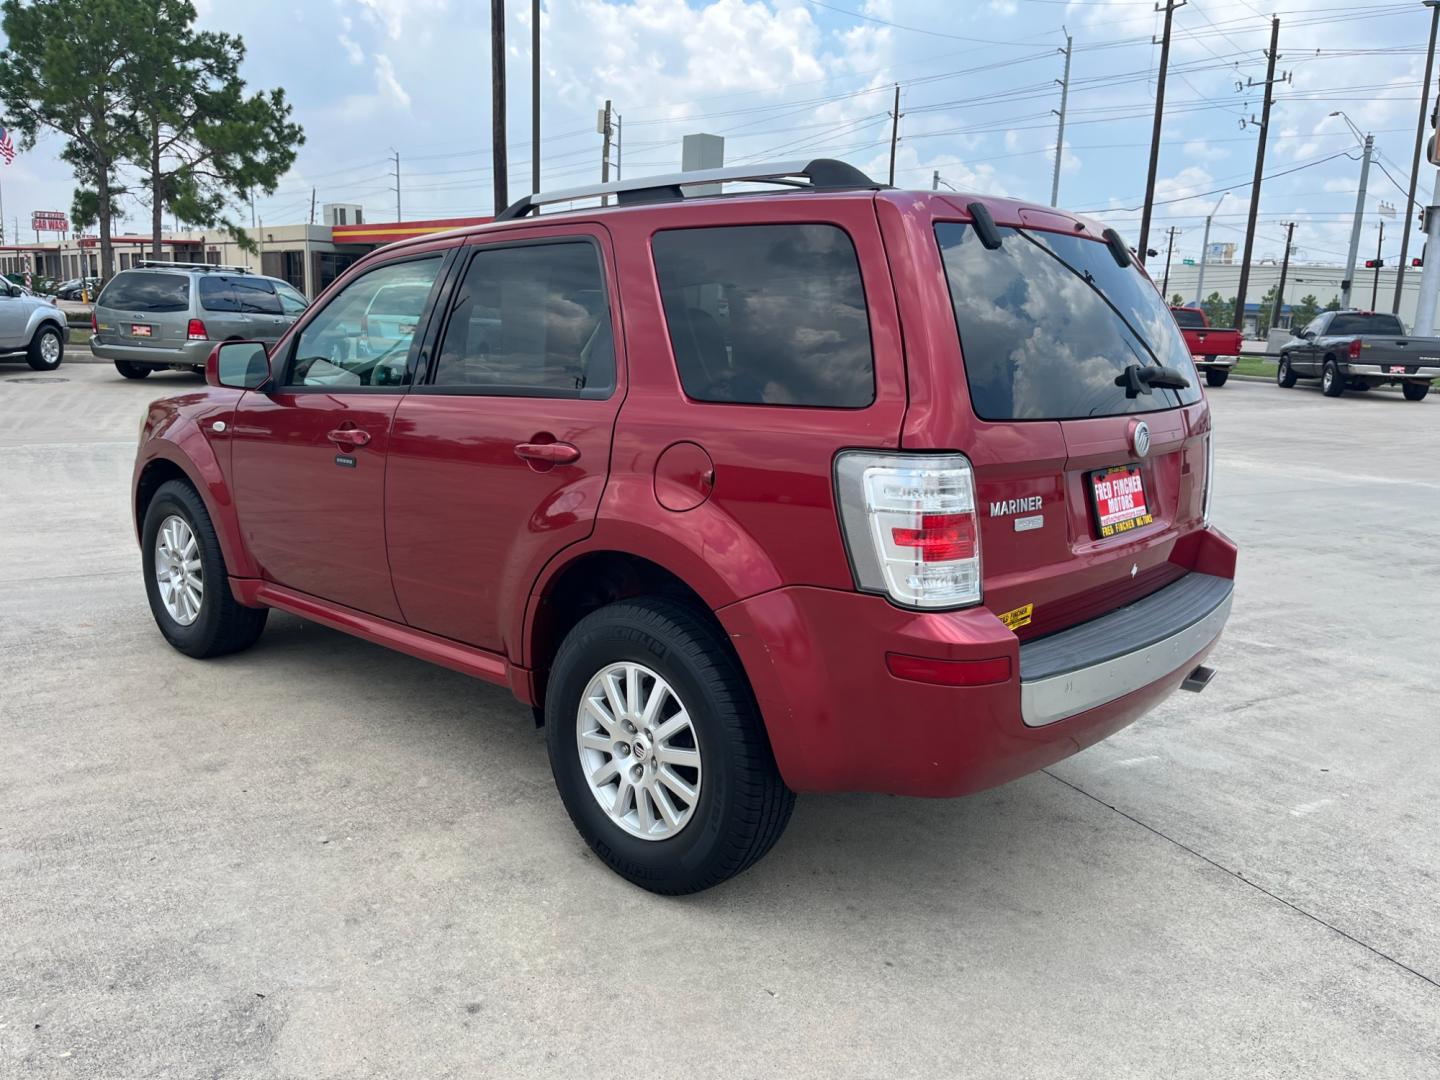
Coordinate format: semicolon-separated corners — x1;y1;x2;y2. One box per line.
131;160;1236;894
1276;309;1437;400
1170;306;1243;387
0;276;69;370
54;276;101;301
92;262;308;379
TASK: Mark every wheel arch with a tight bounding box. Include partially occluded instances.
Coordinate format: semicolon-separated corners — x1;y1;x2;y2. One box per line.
134;435;259;579
522;547;744;710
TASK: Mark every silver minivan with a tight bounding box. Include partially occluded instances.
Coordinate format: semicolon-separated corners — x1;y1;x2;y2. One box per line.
92;262;308;379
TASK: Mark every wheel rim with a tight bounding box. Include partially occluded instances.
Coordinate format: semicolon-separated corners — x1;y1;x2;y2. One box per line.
39;332;59;364
1278;360;1287;381
576;661;702;841
154;514;203;625
1324;366;1333;390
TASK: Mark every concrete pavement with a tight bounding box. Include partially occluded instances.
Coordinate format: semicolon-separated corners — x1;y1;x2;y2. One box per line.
2;361;1437;1078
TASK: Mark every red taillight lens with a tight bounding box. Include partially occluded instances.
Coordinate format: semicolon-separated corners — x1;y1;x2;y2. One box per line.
892;513;977;562
187;318;208;341
90;310;97;332
1348;338;1362;360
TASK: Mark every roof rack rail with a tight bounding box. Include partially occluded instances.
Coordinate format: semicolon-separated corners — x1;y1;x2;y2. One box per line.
133;260;251;274
495;158;887;222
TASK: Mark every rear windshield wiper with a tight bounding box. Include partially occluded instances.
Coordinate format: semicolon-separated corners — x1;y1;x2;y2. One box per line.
1115;363;1191;398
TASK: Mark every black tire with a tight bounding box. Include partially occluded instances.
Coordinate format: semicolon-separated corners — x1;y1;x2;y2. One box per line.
1277;355;1297;388
115;360;153;380
1402;381;1430;401
141;479;267;658
25;324;63;371
1322;358;1345;397
545;597;794;895
1205;368;1229;387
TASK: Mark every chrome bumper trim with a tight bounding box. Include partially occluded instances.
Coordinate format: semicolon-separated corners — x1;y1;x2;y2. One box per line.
1019;585;1233;728
1347;364;1440;379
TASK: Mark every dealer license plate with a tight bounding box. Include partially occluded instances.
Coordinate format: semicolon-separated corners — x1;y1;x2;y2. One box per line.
1089;464;1153;539
131;324;153;337
1388;364;1408;374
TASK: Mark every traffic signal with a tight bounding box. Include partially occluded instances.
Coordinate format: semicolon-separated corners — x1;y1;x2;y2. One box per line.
1414;257;1424;267
1365;259;1383;269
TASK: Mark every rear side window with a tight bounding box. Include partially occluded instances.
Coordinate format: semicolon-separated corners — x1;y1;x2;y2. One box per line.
1171;308;1205;329
652;224;874;408
1328;313;1403;336
431;241;615;397
936;223;1201;421
198;275;282;315
98;272;189;313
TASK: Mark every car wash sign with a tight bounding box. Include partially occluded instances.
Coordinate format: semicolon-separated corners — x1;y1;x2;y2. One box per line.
31;210;67;232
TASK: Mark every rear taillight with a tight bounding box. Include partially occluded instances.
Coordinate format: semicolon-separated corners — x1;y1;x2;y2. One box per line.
187;318;208;341
835;451;982;609
1348;338;1363;360
90;310;97;332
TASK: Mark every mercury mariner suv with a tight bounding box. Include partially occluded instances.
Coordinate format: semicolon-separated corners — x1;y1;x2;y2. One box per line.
130;160;1236;894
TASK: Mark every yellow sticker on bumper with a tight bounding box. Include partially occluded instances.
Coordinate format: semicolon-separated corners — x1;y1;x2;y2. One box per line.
998;603;1033;631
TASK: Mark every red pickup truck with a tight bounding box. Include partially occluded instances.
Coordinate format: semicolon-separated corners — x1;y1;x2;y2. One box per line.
1171;306;1243;387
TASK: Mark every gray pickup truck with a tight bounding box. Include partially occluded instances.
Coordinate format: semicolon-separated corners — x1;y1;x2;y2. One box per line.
1276;310;1437;401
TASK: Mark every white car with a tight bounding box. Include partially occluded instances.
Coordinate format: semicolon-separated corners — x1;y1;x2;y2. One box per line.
0;278;69;370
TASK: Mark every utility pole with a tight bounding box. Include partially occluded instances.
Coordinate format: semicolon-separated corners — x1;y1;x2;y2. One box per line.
887;83;901;186
1138;0;1184;263
392;151;401;221
1371;222;1386;309
1232;15;1282;334
309;188;316;226
599;99;613;205
932;170;939;191
1415;168;1440;333
1161;225;1179;296
1275;221;1296;330
1194;191;1228;304
1396;0;1440;312
1051;32;1072;207
491;0;508;215
532;0;541;196
1341;131;1373;308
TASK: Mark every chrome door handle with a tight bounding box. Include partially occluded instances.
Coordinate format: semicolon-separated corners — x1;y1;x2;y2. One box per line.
514;441;580;465
327;428;371;449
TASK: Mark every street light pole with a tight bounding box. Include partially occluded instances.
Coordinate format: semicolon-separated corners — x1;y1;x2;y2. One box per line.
1395;0;1440;312
1371;221;1385;309
1194;192;1227;304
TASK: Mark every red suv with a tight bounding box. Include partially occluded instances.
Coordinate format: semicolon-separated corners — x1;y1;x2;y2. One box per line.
132;160;1236;894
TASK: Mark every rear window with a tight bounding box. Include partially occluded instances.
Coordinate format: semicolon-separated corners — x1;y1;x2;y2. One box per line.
198;275;281;314
652;223;874;408
1328;313;1404;336
936;223;1202;421
1171;308;1205;329
98;272;189;313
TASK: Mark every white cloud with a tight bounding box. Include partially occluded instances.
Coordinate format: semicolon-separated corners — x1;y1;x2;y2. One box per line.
339;34;365;65
373;54;411;109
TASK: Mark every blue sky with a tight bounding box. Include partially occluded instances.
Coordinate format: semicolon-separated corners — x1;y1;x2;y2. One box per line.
0;0;1430;268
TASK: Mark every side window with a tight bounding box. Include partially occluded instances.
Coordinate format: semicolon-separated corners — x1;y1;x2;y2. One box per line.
651;223;875;408
199;275;281;315
285;256;444;388
430;241;615;397
275;281;309;316
1303;317;1323;337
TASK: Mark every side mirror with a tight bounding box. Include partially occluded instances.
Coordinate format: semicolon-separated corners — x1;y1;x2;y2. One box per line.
207;340;272;390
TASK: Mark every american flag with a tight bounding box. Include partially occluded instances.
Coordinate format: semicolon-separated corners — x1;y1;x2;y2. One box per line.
0;126;14;165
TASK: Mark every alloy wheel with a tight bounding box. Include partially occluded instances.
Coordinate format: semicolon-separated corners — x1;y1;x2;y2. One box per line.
39;332;60;365
154;514;203;625
576;661;702;841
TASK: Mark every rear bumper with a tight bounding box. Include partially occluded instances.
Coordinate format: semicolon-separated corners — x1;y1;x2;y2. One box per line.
1345;363;1440;380
1192;356;1238;369
1018;572;1233;726
718;526;1237;798
90;338;212;366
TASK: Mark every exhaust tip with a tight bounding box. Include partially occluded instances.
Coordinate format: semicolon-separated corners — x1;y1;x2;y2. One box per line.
1181;664;1217;693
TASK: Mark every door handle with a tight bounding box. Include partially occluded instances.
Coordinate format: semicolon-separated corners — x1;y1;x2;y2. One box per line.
327;428;372;449
515;441;580;465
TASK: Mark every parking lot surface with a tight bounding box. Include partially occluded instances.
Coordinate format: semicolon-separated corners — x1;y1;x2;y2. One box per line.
2;361;1437;1078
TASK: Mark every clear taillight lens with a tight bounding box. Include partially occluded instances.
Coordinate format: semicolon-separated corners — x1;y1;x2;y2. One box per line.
835;451;982;610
